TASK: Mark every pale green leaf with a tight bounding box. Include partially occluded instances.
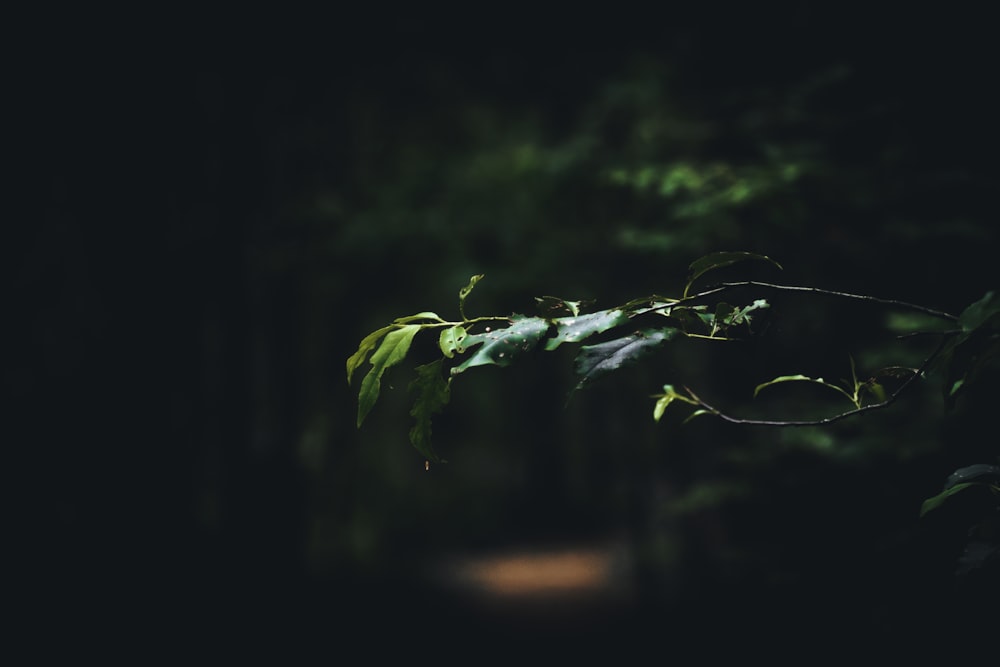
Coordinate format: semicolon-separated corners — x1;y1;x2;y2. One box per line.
653;389;677;422
347;325;396;385
357;324;421;427
653;384;698;422
438;325;469;359
393;311;445;324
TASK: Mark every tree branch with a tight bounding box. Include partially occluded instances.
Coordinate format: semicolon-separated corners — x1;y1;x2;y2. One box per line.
684;333;955;427
676;281;959;322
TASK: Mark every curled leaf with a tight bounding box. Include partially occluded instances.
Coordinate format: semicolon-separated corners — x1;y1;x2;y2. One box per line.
393;311;445;324
459;274;485;319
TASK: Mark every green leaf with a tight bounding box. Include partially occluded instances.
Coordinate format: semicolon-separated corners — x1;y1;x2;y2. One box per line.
408;359;451;463
573;328;680;392
684;251;783;297
438;325;469;358
459;274;485;319
450;316;551;375
393;311;445;324
919;482;977;517
683;409;714;424
348;314;449;384
753;374;857;405
357;324;421;427
544;308;629;350
347;325;397;385
958;291;1000;332
652;384;696;422
459;274;485;301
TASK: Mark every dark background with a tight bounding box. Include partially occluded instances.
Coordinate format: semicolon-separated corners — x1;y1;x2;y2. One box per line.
13;7;998;658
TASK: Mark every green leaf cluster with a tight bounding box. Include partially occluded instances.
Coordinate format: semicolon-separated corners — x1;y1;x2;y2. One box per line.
347;252;784;461
348;252;988;462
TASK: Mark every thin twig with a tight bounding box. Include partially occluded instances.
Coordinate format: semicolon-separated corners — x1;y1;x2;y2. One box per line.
684;333;955;427
663;281;959;322
719;281;960;322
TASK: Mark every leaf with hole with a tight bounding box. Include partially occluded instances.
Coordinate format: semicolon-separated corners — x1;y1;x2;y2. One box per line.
438;325;469;358
450;316;551;375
